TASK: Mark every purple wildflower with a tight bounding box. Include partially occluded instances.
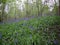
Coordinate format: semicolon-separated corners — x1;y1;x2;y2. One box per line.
0;33;2;39
53;39;58;45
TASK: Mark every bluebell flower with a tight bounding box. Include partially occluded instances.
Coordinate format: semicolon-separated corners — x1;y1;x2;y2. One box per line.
0;33;2;39
48;39;51;43
14;39;18;45
30;34;32;39
22;23;27;26
53;39;58;45
24;18;29;20
29;26;34;30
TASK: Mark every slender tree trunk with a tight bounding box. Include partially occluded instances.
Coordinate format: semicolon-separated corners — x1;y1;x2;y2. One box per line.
26;0;28;17
0;3;2;22
54;0;59;16
1;3;5;23
59;0;60;15
36;0;40;16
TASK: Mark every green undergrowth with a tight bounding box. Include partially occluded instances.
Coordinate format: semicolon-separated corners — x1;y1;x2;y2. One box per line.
0;16;60;45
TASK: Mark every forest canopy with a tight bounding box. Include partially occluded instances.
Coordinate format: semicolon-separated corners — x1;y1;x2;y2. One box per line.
0;0;59;22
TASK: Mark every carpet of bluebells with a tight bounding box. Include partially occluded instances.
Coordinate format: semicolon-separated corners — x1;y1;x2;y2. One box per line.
0;16;60;45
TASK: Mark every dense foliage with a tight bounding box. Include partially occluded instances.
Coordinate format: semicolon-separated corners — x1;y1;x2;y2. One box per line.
0;16;60;45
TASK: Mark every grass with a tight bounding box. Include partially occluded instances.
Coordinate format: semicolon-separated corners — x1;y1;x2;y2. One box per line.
0;16;60;45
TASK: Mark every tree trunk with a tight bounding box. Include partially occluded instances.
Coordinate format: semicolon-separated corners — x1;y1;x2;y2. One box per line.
59;0;60;15
1;3;6;23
